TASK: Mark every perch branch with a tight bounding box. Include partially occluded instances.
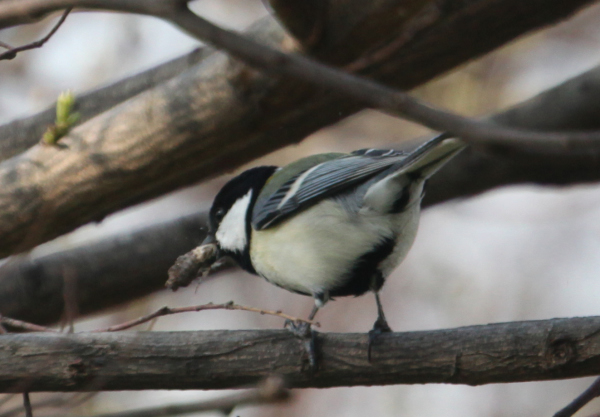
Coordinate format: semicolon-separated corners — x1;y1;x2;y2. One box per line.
0;316;599;392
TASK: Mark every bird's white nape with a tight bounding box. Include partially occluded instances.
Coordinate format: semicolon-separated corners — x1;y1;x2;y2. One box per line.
216;190;252;252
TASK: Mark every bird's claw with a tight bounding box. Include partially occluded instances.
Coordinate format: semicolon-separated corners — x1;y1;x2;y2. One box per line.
368;316;392;362
285;320;318;372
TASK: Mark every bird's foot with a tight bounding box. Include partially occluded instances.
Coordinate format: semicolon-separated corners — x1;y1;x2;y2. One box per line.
368;315;392;362
285;319;318;372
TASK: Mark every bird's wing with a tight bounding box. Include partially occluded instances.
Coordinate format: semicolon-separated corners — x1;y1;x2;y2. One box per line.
251;150;408;230
252;133;457;230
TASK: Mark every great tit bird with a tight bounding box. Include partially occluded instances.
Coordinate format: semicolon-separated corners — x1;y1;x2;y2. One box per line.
204;133;464;357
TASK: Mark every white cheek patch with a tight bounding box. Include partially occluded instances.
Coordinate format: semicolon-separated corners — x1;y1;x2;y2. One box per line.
216;190;252;252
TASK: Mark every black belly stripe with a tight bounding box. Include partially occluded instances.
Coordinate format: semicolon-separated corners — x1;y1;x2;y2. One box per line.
330;237;396;297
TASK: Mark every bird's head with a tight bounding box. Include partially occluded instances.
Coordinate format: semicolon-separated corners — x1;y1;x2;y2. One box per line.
204;166;278;271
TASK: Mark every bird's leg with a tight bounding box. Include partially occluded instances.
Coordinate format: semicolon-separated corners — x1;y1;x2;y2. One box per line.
284;299;322;372
368;291;392;362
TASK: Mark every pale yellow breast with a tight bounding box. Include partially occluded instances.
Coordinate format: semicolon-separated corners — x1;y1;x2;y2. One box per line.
249;199;420;297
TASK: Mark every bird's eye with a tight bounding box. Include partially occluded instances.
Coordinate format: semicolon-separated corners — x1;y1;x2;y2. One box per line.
215;208;225;220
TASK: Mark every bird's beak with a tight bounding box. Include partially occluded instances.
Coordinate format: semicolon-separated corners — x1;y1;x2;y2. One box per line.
202;233;216;246
202;232;221;259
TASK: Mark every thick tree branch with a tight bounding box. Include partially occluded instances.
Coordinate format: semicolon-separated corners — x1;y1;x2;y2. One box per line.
0;46;211;161
0;213;206;325
0;0;596;259
0;316;599;392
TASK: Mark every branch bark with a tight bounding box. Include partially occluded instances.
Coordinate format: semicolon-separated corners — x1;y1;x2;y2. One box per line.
0;0;596;259
1;316;599;392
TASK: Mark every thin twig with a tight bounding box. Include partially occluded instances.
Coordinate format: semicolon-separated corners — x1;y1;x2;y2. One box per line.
0;316;59;333
554;377;600;417
0;301;316;334
0;8;71;61
22;393;32;417
91;302;318;333
60;266;78;333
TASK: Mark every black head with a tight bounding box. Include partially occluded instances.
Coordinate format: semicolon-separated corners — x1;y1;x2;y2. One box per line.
207;166;278;273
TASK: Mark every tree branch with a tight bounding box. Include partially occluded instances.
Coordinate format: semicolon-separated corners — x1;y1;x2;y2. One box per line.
166;5;600;152
554;377;600;417
0;393;95;417
0;45;212;162
87;302;316;333
0;7;71;61
424;63;600;206
0;316;599;392
0;213;207;325
0;0;179;29
22;393;31;417
3;0;600;151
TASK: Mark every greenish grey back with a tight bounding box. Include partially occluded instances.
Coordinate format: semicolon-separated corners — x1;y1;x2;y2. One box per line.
257;152;346;204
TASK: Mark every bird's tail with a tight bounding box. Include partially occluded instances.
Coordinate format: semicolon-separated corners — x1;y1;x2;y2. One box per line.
398;133;466;179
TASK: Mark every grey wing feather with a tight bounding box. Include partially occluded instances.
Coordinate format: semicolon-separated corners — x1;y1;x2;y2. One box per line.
252;133;455;230
252;152;408;230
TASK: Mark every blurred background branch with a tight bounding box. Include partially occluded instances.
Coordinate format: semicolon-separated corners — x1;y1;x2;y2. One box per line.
67;376;290;417
0;213;206;325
